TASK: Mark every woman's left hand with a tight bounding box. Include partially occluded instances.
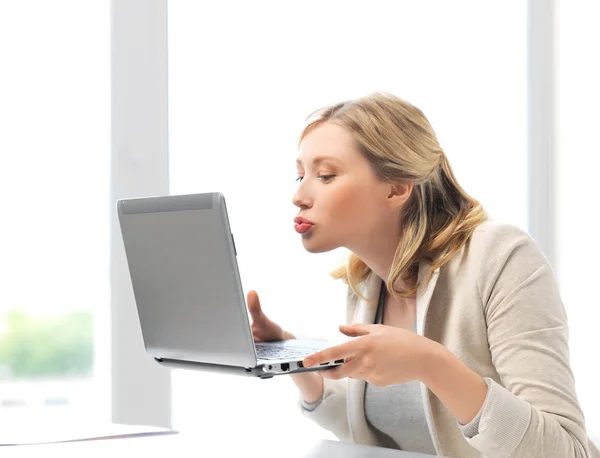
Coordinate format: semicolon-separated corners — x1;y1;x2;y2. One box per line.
302;323;442;386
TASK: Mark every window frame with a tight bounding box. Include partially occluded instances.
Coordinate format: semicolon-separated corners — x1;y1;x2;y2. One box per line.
110;0;171;427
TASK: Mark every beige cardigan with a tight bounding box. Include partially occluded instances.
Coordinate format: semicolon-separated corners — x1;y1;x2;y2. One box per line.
300;221;600;458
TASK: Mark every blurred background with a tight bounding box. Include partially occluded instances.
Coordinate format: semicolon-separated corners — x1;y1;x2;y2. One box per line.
0;0;598;449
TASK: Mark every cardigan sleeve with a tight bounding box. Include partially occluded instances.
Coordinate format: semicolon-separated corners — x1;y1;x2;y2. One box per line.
467;223;600;458
301;396;324;412
297;377;351;442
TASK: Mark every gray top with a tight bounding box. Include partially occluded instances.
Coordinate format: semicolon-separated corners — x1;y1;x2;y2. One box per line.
364;379;436;454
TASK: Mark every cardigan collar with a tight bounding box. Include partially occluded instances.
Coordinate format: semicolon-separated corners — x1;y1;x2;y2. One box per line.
350;259;440;335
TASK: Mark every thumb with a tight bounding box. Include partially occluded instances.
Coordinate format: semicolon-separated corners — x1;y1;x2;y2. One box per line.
339;323;373;337
247;290;264;319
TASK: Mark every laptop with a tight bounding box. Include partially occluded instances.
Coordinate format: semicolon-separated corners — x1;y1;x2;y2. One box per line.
116;192;344;378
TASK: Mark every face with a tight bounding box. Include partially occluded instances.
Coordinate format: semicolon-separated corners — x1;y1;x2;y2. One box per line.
293;122;403;253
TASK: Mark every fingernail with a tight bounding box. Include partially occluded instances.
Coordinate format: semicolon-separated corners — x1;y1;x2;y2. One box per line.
303;358;313;368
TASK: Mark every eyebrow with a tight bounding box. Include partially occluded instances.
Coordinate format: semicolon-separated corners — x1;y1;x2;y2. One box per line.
295;156;342;167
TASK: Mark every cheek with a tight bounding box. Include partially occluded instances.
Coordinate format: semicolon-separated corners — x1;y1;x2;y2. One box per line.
327;182;377;229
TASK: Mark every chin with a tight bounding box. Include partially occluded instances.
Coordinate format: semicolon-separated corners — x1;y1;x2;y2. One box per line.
301;238;338;254
303;245;328;254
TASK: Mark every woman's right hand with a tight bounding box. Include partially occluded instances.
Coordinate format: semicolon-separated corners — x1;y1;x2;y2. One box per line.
247;290;294;342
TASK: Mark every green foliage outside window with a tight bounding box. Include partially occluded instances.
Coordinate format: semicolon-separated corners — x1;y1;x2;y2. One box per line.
0;310;93;378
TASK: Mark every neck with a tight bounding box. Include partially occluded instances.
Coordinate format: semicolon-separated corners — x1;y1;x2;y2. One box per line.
347;221;409;290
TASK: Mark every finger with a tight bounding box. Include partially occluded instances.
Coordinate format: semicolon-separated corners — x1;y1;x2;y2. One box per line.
303;341;358;368
321;356;362;381
246;290;264;319
339;323;373;337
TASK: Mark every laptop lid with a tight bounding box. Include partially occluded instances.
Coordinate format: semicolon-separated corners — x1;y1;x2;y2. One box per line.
116;192;257;368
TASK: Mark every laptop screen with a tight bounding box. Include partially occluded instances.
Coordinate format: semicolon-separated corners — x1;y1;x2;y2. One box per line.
117;194;256;367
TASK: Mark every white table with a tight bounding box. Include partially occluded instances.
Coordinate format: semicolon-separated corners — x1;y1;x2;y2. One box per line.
0;433;441;458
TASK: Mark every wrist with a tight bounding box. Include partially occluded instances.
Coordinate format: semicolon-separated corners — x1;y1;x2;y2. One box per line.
419;339;450;385
420;341;488;425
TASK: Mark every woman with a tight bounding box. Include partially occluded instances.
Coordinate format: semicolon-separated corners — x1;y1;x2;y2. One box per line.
247;92;600;457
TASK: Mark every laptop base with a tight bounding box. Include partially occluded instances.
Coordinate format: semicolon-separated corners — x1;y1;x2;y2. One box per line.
154;357;334;379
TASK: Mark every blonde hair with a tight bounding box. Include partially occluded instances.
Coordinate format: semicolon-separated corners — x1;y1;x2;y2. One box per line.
298;92;488;301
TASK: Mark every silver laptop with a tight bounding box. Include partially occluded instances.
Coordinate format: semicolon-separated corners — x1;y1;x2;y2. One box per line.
116;192;343;378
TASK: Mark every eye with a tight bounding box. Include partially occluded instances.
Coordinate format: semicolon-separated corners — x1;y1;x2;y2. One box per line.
295;174;335;183
319;175;335;182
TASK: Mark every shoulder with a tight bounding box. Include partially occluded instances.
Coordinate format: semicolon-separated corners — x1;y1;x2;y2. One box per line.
470;220;532;248
463;220;556;309
467;220;548;269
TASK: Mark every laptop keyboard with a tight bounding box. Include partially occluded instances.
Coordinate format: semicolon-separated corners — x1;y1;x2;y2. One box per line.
255;343;317;361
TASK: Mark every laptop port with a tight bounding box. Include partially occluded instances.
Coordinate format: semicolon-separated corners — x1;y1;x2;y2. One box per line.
297;361;304;368
281;363;290;372
335;359;344;364
320;362;329;366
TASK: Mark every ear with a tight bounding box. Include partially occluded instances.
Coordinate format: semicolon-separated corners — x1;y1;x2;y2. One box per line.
387;182;413;209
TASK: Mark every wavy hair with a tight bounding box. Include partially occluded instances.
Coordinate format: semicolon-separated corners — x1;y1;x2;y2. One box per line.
298;92;488;300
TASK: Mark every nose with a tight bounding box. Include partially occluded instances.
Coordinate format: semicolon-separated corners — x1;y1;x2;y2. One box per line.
292;183;312;209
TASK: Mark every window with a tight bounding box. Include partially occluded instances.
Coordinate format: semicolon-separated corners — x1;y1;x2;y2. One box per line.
167;1;527;445
0;1;110;429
